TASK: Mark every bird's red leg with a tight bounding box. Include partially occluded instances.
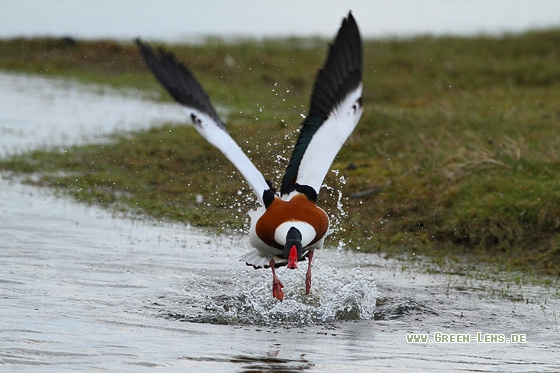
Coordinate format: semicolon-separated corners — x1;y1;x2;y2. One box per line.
305;251;314;295
270;259;284;301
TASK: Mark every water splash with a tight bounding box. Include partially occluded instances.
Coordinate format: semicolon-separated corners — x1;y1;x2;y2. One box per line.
166;259;378;327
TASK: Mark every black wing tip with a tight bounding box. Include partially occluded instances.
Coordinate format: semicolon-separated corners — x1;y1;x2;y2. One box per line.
135;38;225;127
345;11;359;32
135;38;150;54
337;11;361;45
309;11;362;117
134;37;150;58
280;13;363;194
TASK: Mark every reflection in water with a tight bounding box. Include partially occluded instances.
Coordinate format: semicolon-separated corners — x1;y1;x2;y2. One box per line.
182;353;315;372
232;353;315;372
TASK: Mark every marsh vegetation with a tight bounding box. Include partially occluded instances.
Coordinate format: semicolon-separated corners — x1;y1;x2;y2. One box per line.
1;30;559;276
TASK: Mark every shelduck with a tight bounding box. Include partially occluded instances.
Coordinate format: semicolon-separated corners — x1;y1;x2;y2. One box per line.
136;12;362;301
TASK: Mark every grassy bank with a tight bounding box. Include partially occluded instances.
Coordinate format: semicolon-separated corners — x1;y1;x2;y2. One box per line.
1;31;560;276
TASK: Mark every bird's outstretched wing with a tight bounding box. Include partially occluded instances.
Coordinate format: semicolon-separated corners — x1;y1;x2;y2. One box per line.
280;12;363;196
136;39;271;206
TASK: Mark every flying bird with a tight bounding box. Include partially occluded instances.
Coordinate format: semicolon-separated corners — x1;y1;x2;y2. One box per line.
136;12;363;301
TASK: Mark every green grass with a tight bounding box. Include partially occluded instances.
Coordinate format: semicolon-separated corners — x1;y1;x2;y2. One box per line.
1;31;560;276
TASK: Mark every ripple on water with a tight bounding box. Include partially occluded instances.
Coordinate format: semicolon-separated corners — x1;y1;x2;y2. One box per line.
161;261;378;327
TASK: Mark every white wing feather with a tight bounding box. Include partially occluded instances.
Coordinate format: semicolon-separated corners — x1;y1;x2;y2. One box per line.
136;39;270;207
295;84;363;193
188;108;270;206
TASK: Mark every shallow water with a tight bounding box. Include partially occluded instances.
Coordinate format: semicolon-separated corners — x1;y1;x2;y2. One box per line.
1;72;559;371
0;71;185;156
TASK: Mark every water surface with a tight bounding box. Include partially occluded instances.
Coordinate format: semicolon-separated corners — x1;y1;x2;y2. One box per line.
0;72;184;156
